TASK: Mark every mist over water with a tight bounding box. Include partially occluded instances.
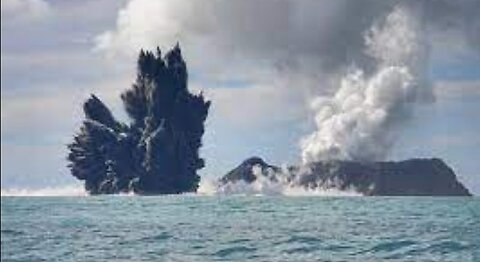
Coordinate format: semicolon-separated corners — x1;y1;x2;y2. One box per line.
198;174;362;197
0;177;361;197
1;185;87;197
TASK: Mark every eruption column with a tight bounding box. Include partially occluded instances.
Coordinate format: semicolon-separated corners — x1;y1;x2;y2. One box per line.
301;4;431;164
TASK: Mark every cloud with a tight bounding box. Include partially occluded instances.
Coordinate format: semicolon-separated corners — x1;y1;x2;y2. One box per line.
94;1;480;138
95;0;386;81
1;0;52;24
95;0;480;164
92;0;396;138
96;1;479;76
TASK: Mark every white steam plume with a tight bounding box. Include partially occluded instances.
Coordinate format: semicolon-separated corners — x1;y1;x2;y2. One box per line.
198;165;361;196
301;5;432;163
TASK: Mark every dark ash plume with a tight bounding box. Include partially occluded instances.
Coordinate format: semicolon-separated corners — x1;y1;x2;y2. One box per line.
67;45;210;195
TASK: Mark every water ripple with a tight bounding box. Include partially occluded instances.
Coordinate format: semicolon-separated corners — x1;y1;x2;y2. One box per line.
214;246;257;257
1;196;478;262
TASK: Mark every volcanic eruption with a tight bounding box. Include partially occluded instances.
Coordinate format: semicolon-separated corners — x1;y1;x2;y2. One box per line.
67;45;210;194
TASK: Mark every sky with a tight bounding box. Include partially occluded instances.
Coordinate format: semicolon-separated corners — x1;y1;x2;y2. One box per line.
1;0;480;194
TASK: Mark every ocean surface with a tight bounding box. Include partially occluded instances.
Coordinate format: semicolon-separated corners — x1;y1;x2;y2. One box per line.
1;196;479;262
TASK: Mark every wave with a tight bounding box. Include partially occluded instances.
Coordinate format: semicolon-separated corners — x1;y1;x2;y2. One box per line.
1;185;87;197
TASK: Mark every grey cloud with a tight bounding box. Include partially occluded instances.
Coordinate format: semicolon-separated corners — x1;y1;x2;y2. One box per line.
98;0;479;76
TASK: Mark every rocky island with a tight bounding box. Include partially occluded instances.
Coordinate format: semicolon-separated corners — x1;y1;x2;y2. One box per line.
220;157;472;196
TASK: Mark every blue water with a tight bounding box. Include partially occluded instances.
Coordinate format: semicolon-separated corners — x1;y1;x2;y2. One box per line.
1;196;479;261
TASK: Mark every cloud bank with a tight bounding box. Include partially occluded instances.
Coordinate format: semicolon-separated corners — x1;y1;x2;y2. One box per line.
96;0;479;78
96;0;479;163
1;0;52;24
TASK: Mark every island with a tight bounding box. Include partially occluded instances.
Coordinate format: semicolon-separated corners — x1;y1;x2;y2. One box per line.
219;157;472;196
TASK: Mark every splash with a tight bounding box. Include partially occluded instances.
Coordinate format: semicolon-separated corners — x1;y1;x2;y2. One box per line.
1;185;87;197
199;166;362;197
215;181;361;197
301;4;431;163
196;178;219;196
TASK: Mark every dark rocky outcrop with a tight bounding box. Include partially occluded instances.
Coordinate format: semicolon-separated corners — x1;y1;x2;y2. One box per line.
219;157;472;196
220;157;282;184
67;45;210;195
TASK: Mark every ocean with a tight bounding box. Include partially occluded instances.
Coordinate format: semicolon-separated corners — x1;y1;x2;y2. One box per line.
1;196;479;262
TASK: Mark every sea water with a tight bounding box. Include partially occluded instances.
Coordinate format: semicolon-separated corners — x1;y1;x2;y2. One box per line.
1;196;479;262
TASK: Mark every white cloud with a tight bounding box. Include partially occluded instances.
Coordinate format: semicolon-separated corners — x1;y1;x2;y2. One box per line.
95;1;480;71
95;0;192;57
94;0;480;133
1;0;52;23
93;0;384;89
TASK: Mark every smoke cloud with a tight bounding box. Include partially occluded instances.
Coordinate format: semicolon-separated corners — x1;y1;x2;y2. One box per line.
96;0;480;164
301;4;429;163
96;0;479;80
